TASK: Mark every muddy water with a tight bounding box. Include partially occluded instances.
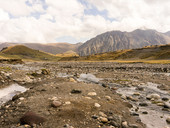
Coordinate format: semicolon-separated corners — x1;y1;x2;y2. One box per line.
0;84;27;106
117;82;170;128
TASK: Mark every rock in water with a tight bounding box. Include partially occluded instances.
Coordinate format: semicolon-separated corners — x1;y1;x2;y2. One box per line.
20;111;46;126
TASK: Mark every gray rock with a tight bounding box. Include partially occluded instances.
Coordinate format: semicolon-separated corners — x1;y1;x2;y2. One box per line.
20;111;46;126
139;102;148;106
51;101;62;108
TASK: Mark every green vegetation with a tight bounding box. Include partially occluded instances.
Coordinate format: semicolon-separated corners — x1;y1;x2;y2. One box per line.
0;45;61;61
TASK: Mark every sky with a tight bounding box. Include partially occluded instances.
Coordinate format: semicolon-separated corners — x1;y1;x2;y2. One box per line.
0;0;170;44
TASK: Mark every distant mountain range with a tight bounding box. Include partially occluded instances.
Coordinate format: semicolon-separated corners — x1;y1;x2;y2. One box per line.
78;29;170;56
0;42;82;55
0;29;170;56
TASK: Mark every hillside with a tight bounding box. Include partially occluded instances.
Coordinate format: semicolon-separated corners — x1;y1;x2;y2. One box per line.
56;50;79;57
78;29;170;56
60;44;170;61
0;42;82;55
0;45;60;61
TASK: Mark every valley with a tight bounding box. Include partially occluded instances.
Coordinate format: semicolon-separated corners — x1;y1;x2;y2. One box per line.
0;61;169;128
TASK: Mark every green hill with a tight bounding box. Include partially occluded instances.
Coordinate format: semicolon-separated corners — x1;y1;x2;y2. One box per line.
60;44;170;62
0;45;60;61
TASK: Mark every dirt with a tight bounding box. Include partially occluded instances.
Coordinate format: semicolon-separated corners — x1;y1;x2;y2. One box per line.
0;62;169;128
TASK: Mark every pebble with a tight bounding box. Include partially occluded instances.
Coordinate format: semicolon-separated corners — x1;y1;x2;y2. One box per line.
162;97;169;101
139;102;148;106
88;92;97;96
166;117;170;124
69;78;76;82
65;101;71;105
100;117;108;123
105;96;111;100
146;94;160;100
20;111;46;126
95;103;101;108
99;112;107;117
122;121;128;128
51;100;62;108
142;111;148;114
133;92;140;96
19;97;25;101
71;89;82;94
84;97;92;100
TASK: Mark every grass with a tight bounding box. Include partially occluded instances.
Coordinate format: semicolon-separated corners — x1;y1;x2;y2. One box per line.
60;44;170;64
0;45;61;61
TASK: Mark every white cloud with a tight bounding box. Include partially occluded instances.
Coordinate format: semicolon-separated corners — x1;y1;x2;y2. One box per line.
0;0;170;43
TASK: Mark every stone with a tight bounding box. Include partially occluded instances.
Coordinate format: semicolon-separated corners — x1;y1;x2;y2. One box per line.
69;78;76;82
142;111;148;114
19;97;25;101
99;112;107;117
84;97;92;100
130;112;139;116
157;103;164;106
133;92;140;96
65;101;71;105
20;111;46;126
71;89;82;94
164;103;170;109
166;117;170;124
92;115;98;119
88;92;97;96
162;97;169;101
129;124;138;128
136;87;144;91
51;100;62;108
105;96;111;100
146;94;160;100
139;102;148;106
100;117;108;123
95;103;101;108
122;121;128;128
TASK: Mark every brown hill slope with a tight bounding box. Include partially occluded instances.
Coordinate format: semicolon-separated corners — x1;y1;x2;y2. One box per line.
0;42;82;55
60;44;170;61
0;45;60;61
78;29;170;56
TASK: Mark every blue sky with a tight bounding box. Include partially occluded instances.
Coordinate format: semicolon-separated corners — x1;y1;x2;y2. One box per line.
0;0;170;43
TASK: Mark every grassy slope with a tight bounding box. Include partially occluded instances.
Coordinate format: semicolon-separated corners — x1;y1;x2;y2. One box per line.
60;44;170;63
0;45;60;61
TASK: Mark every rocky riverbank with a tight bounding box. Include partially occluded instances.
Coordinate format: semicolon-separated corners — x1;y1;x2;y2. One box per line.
0;62;169;128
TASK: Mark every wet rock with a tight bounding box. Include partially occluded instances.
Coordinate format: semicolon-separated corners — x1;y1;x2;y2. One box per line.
142;111;148;114
71;89;82;94
146;94;160;100
51;100;62;108
41;69;50;75
130;112;139;116
20;111;46;126
139;102;148;106
136;86;144;91
164;103;170;109
95;103;101;108
122;121;128;128
88;92;97;96
92;115;98;119
166;117;170;124
133;92;140;96
162;97;169;101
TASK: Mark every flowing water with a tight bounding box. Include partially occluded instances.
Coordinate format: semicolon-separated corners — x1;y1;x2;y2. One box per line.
0;84;27;106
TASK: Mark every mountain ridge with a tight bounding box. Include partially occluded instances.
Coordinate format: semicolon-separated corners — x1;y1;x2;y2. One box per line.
78;29;170;56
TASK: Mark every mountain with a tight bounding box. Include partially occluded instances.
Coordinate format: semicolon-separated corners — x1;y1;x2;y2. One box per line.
0;42;82;55
78;29;170;56
0;45;60;61
60;44;170;61
164;31;170;37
